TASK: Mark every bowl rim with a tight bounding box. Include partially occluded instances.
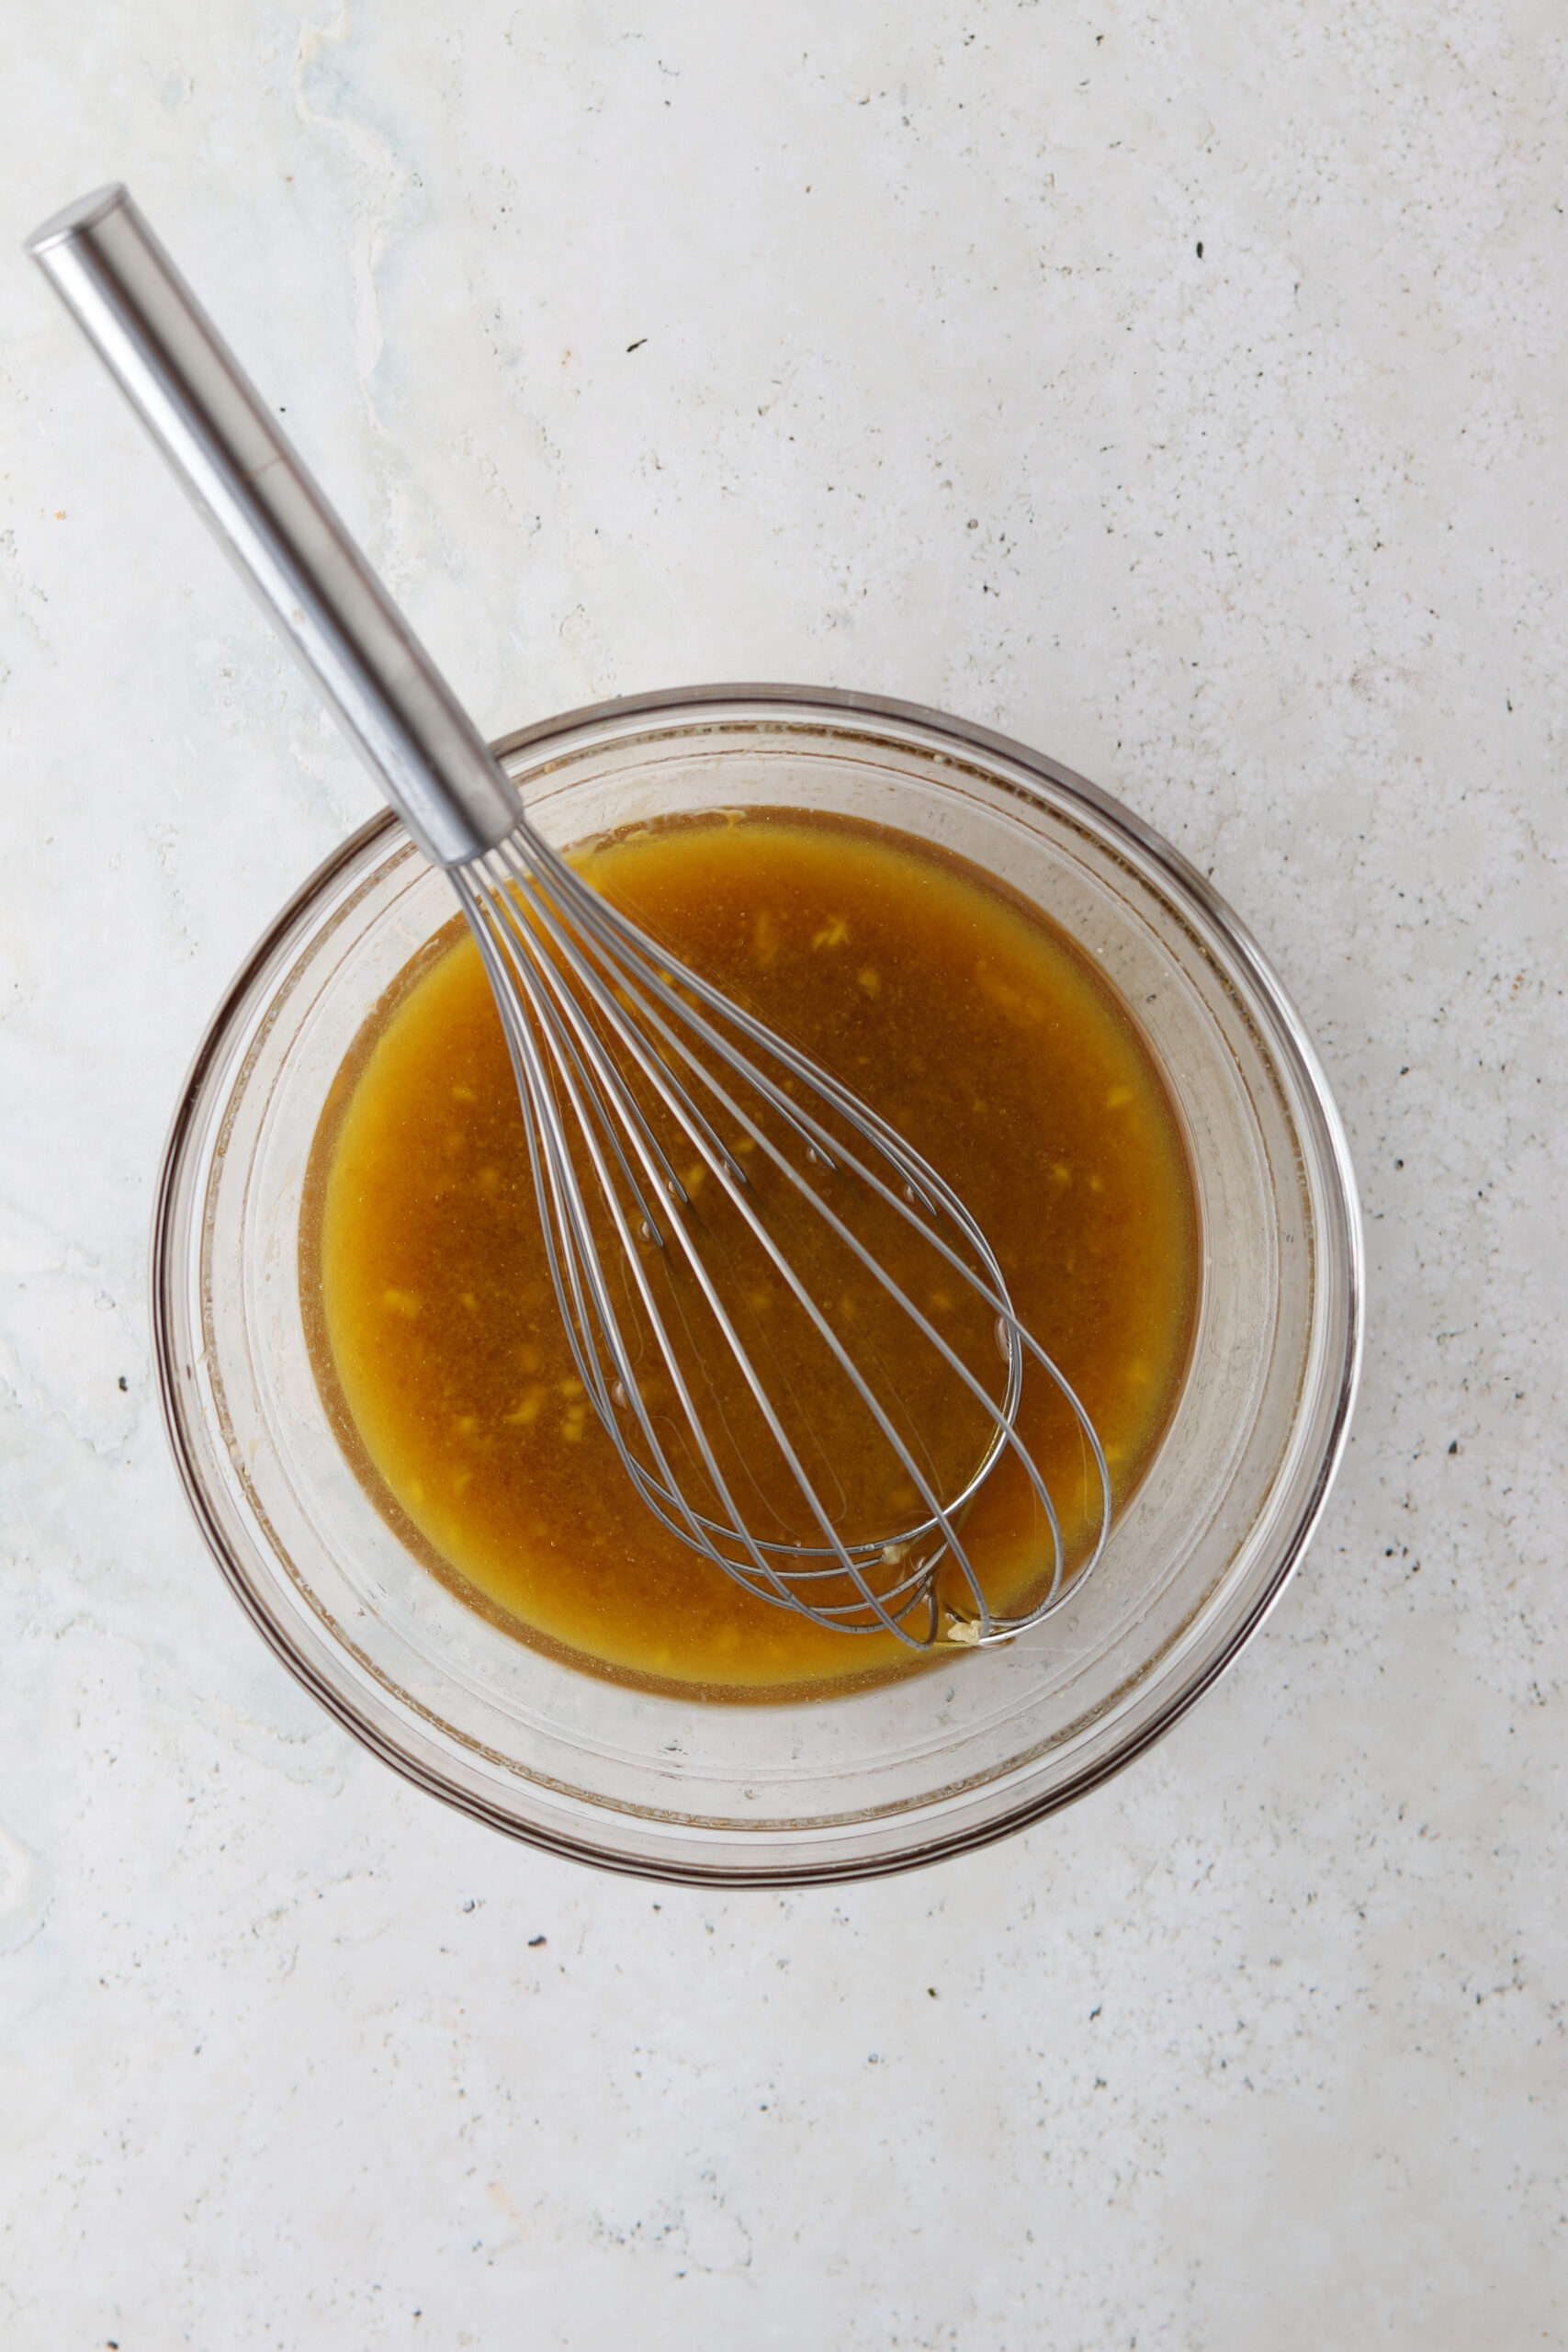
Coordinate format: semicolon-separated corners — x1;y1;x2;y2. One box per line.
150;680;1364;1883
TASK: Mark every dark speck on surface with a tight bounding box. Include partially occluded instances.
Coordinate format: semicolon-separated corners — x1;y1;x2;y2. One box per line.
528;1934;547;1947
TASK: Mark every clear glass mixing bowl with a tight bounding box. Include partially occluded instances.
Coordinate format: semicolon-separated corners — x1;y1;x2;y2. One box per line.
152;686;1362;1883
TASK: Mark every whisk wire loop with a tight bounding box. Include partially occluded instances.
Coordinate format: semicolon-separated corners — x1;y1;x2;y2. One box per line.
491;860;1020;1628
461;886;826;1624
458;860;964;1643
474;848;1007;1572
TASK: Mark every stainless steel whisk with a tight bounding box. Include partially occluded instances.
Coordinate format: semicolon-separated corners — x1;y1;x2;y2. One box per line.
28;185;1111;1648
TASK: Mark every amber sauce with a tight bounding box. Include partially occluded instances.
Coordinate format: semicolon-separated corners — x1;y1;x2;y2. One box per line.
301;809;1199;1700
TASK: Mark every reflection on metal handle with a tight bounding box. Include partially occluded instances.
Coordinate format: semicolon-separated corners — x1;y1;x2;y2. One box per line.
26;184;519;869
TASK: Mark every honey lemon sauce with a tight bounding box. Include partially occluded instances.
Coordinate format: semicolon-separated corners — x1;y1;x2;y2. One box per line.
300;808;1198;1699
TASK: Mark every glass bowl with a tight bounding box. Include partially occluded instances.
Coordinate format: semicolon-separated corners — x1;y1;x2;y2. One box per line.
152;685;1362;1884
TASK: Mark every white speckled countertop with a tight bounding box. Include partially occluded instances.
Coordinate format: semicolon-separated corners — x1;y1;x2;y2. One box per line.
3;6;1564;2346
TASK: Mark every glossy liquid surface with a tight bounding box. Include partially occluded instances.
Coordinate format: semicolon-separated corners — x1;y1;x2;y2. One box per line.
302;809;1198;1698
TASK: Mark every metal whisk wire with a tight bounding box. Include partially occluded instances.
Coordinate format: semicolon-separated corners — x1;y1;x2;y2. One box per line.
452;816;1112;1647
28;183;1112;1651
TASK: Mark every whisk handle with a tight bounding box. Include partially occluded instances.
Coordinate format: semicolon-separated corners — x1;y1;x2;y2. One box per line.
26;185;519;869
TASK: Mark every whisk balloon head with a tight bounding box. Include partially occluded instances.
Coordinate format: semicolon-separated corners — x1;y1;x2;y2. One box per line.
453;818;1111;1650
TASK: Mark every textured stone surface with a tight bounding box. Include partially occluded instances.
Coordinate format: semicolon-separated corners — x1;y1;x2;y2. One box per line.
1;4;1563;2346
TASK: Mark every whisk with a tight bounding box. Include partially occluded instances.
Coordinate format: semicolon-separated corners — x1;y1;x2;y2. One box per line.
28;185;1110;1649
